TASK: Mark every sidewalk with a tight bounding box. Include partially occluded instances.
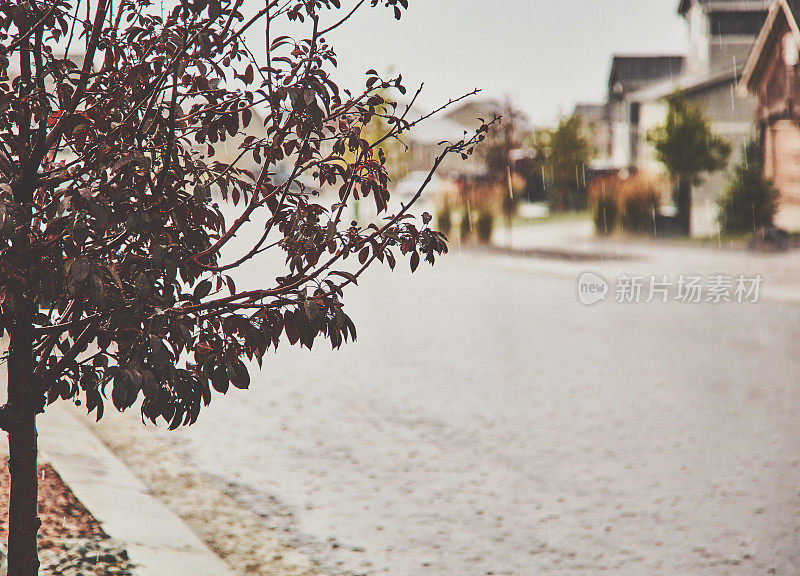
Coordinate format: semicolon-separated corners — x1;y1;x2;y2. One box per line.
38;403;237;576
484;217;800;304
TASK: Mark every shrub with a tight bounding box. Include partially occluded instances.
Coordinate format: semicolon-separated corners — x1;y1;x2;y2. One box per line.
459;210;472;241
718;141;779;234
476;210;495;243
500;173;526;222
619;176;661;235
436;202;453;236
588;175;665;237
588;176;620;235
593;194;618;235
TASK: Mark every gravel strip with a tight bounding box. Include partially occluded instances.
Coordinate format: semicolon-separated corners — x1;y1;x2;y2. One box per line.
0;462;107;542
0;461;137;575
38;538;135;576
86;410;324;576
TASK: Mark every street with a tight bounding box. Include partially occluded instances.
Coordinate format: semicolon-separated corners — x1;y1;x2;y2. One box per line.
148;245;800;576
6;2;800;575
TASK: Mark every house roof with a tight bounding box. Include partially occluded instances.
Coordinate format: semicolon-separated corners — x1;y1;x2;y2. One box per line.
630;64;742;102
572;103;608;122
441;98;502;129
740;0;800;91
388;104;474;145
678;0;772;17
608;56;686;96
779;0;800;22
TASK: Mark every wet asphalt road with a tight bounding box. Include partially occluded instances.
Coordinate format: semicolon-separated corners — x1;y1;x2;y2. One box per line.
159;247;800;576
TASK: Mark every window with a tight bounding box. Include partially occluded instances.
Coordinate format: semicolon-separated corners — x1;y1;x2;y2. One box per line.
629;102;640;125
709;11;767;36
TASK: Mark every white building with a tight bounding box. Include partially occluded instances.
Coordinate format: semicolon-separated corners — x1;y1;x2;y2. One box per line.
584;0;771;233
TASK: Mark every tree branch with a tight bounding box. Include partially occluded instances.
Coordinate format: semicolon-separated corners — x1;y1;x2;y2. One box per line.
0;3;58;54
38;322;98;394
40;0;109;160
319;0;366;36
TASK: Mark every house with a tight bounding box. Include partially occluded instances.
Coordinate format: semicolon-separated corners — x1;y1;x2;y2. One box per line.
605;55;686;169
398;105;485;178
679;0;771;73
645;0;769;185
740;0;800;228
588;0;770;234
573;103;613;171
442;98;502;132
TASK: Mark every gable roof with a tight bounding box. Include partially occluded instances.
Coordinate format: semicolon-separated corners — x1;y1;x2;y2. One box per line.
679;0;772;17
630;65;741;103
442;98;503;130
740;0;800;91
608;56;686;95
573;103;608;121
401;105;472;145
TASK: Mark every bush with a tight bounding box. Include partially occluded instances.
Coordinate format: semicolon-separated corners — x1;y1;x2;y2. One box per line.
475;210;494;243
436;202;453;236
593;194;618;235
588;176;620;235
619;177;661;235
450;177;507;244
718;141;779;234
459;210;472;241
588;175;663;236
500;173;526;221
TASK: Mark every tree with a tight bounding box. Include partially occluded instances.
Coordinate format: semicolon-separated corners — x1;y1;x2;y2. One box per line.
0;1;488;573
342;83;405;224
478;98;528;243
536;114;594;212
480;98;526;178
717;140;779;234
647;91;731;236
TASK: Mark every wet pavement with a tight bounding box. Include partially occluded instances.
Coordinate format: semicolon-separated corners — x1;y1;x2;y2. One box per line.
152;244;800;576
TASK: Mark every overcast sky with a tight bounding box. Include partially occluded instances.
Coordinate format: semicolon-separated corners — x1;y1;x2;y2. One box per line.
258;0;689;126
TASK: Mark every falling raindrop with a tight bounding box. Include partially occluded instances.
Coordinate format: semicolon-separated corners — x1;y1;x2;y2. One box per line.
652;206;657;238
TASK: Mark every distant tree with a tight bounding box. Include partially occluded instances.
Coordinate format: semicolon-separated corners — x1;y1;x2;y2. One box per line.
0;0;488;574
480;98;527;178
343;84;403;224
717;140;779;234
477;98;528;242
537;115;594;212
647;91;731;236
349;84;407;181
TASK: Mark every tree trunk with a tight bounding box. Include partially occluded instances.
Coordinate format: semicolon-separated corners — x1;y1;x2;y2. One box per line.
555;182;565;212
6;322;41;576
674;179;692;237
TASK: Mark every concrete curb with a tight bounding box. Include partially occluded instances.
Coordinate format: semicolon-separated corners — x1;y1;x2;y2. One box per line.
472;243;640;262
38;403;237;576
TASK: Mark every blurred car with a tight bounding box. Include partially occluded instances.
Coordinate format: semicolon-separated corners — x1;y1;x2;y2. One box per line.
393;171;457;202
268;161;322;197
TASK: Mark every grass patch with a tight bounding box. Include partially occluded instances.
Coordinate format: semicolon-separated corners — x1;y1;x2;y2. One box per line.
513;209;591;227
